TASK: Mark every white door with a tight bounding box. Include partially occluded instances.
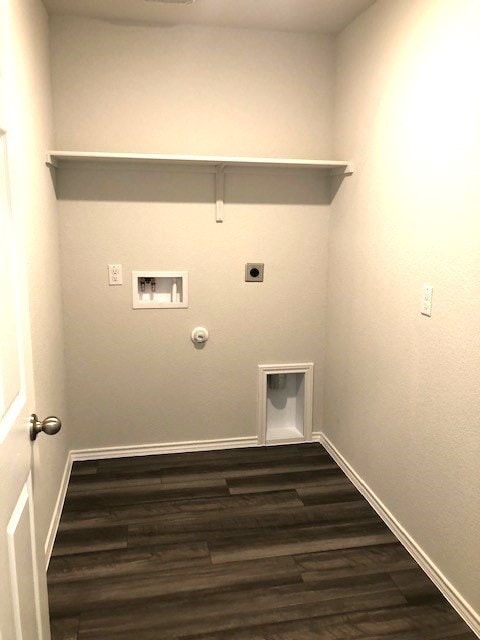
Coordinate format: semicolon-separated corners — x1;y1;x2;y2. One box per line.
0;3;52;638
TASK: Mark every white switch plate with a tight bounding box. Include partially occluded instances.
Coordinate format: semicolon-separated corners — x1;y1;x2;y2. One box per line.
108;264;123;285
421;284;433;316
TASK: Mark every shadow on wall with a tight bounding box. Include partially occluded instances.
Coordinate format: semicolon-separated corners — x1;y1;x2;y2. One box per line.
54;163;336;206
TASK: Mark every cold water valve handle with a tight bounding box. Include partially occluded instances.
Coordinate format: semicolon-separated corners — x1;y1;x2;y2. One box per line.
191;327;209;344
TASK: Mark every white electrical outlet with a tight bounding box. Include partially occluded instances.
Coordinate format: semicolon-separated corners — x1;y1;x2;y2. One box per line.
421;284;433;317
108;264;123;285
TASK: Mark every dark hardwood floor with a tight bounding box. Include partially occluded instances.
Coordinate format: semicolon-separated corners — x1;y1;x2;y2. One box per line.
48;443;476;640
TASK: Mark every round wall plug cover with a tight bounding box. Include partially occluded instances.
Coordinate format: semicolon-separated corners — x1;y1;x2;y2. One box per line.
191;327;209;344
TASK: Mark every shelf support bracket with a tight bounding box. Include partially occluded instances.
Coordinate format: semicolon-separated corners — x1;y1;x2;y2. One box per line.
215;164;225;223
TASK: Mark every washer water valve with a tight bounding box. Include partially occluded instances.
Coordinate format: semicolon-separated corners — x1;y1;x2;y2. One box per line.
191;327;209;344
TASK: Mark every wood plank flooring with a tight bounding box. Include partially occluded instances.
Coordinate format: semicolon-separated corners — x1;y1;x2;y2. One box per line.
47;443;476;640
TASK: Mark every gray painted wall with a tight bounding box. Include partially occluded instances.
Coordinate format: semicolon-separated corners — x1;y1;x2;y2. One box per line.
50;17;334;159
58;167;330;448
326;0;480;618
49;18;335;449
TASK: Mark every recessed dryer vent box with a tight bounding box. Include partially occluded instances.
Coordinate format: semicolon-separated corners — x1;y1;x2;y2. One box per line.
257;363;313;445
132;271;188;309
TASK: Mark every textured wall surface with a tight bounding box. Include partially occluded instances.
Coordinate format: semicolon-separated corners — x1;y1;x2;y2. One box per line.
58;167;330;448
50;18;336;449
50;17;334;159
326;0;480;617
8;0;68;555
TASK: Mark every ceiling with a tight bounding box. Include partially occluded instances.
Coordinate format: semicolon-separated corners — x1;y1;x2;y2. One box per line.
42;0;376;35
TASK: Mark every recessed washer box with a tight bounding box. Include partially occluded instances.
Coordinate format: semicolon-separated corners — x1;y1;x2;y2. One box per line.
132;271;188;309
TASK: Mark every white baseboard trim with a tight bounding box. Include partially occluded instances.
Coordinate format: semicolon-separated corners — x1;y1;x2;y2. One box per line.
70;435;260;462
44;451;72;569
319;432;480;638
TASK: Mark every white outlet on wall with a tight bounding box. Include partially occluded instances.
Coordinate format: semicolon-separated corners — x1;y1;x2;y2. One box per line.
108;264;123;285
421;284;433;317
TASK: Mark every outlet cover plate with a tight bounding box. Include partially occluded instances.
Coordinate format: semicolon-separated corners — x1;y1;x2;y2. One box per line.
108;264;123;285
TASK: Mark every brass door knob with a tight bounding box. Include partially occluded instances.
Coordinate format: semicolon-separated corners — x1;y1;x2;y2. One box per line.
30;414;62;441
